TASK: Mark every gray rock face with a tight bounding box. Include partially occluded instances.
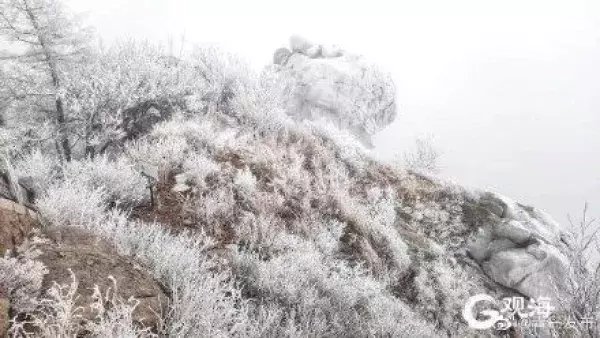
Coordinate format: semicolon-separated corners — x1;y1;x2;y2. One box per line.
465;192;570;299
273;36;397;147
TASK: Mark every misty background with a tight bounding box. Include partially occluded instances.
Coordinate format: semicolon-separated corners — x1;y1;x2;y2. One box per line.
63;0;600;225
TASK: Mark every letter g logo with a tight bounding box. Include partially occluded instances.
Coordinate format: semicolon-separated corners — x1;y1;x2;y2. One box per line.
462;293;503;330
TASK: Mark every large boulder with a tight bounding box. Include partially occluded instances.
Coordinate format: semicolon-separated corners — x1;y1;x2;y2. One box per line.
273;35;397;147
0;198;38;255
465;192;571;299
35;226;168;332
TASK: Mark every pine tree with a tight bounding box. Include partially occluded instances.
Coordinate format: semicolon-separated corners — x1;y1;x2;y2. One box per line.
0;0;90;161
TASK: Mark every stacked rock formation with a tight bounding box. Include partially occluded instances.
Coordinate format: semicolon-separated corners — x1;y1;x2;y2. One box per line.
273;35;397;147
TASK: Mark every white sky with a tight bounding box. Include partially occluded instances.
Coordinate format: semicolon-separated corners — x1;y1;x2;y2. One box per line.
65;0;600;225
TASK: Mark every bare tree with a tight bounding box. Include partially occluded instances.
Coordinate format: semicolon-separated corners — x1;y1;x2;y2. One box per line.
0;0;90;161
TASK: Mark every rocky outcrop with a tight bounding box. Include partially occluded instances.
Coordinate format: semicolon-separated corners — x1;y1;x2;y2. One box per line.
273;35;397;147
35;226;168;332
0;198;38;255
0;173;35;207
464;191;571;299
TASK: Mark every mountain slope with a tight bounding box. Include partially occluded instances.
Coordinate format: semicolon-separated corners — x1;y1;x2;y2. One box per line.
0;38;571;337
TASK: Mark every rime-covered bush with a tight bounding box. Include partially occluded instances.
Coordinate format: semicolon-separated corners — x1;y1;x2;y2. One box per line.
234;167;257;194
229;68;293;135
403;136;441;174
93;213;253;337
197;185;236;230
233;234;437;336
337;189;411;276
412;257;478;334
124;136;189;176
10;273;84;337
149;115;238;154
182;153;220;187
10;272;156;338
307;119;368;171
62;156;147;205
37;180;107;227
12;149;60;192
62;40;204;157
0;253;48;313
188;45;253;115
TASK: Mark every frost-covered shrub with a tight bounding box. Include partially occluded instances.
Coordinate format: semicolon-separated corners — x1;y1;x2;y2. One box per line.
403;136;441;174
395;178;467;245
235;212;286;251
190;45;253;115
337;190;411;276
62;40;204;157
63;156;147;205
37;180;107;227
151;115;220;149
182;153;220;187
229;68;293;135
96;212;254;337
233;234;437;337
125;136;189;175
0;253;47;313
149;114;241;159
33;173;253;335
412;257;479;334
234;167;257;194
197;186;236;230
10;272;84;337
10;272;156;338
314;219;345;256
550;205;600;338
307;119;367;171
12;149;60;193
87;277;157;338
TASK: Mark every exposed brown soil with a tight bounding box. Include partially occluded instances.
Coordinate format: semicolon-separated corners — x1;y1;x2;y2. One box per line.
36;226;168;333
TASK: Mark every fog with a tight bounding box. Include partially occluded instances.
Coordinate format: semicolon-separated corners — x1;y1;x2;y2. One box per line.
66;0;600;225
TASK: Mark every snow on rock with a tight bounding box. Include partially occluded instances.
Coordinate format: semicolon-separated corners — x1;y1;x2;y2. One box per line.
465;191;571;299
273;35;397;147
